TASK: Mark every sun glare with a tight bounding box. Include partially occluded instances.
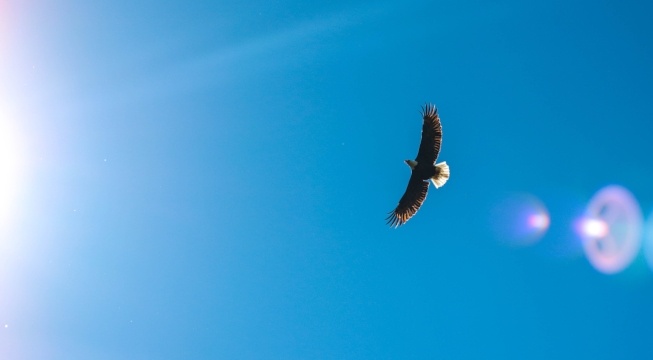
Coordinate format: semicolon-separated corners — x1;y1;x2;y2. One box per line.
0;116;28;231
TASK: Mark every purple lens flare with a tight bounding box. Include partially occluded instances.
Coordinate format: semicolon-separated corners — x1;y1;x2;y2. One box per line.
576;185;643;274
490;193;550;246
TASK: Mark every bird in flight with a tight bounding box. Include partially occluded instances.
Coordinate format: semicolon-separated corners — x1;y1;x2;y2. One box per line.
387;104;450;227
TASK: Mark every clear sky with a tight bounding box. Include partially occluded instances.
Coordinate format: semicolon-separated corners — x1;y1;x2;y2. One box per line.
2;0;653;359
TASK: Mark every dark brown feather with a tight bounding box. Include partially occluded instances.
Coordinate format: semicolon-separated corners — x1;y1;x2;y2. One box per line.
415;104;442;165
386;174;430;228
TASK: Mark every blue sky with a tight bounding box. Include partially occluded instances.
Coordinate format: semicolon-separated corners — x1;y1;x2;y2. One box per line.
2;0;653;358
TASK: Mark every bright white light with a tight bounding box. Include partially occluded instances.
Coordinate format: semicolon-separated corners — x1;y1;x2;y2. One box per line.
579;218;609;238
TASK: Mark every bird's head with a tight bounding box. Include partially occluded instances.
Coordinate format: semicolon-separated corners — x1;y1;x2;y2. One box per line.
404;159;418;170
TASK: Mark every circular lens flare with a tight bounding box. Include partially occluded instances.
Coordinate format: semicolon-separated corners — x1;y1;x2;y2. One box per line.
490;193;550;246
577;185;642;274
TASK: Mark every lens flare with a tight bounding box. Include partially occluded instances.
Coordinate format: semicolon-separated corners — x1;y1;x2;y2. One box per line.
577;218;609;238
490;193;550;246
527;213;550;230
577;185;642;274
643;211;653;272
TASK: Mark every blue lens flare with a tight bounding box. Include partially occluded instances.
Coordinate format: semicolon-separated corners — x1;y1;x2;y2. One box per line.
643;211;653;272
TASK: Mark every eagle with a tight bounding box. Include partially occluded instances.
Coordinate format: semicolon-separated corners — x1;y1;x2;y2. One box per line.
386;104;450;227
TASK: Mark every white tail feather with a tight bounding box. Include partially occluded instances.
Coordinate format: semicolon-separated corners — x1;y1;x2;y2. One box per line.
430;161;450;188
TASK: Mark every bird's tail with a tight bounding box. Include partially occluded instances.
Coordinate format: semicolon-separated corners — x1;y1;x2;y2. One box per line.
431;162;450;188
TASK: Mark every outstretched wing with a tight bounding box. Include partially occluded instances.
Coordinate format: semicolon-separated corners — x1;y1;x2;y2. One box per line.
415;103;443;165
386;173;430;227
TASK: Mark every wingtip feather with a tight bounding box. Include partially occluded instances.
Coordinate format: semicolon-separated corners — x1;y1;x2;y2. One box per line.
422;103;438;119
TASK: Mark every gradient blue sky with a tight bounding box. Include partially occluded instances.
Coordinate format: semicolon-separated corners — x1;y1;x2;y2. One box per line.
2;0;653;359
